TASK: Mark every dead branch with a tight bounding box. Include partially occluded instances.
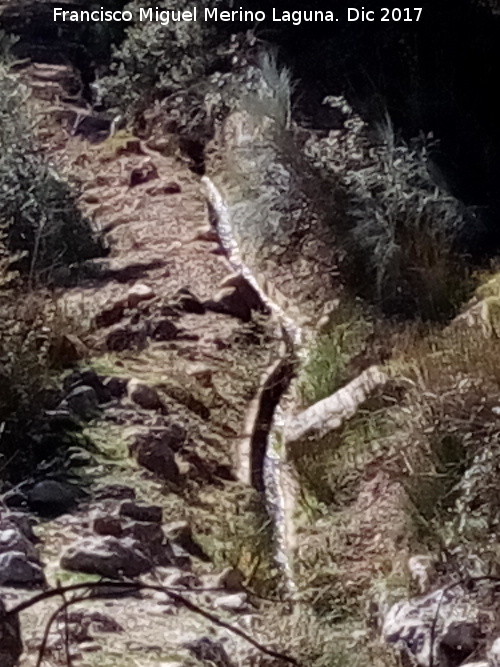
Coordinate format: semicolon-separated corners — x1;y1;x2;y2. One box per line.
4;580;301;666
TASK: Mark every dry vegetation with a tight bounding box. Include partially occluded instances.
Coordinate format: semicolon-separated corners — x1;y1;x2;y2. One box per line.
288;275;500;664
0;60;101;479
2;8;499;666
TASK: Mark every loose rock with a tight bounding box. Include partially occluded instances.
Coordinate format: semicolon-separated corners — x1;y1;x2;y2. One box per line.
130;434;180;482
61;536;151;578
214;593;250;613
93;515;123;537
0;551;45;586
128;161;158;187
148;318;179;341
27;480;80;514
95;301;125;328
0;598;23;667
119;501;163;524
102;376;128;398
106;323;148;352
0;528;39;561
127;378;165;412
65;385;99;419
127;283;155;308
163;521;209;562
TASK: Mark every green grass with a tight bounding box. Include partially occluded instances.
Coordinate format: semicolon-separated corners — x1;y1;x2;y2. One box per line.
299;301;373;406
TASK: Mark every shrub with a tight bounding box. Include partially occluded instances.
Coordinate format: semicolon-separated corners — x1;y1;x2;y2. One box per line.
0;288;71;479
0;58;99;479
306;103;474;319
98;0;223;121
0;62;103;282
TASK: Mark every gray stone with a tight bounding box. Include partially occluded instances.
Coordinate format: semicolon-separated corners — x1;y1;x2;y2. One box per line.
61;536;151;578
93;485;136;502
127;378;165;411
408;555;438;594
44;408;81;431
163;521;209;562
102;376;128;398
106;324;148;352
95;301;125;328
63;369;111;404
27;480;79;513
0;528;39;561
93;515;123;537
184;637;234;667
1;490;27;510
119;501;162;524
214;567;245;592
128;161;158;188
0;513;37;542
0;551;45;586
384;586;483;667
127;283;155;308
169;542;192;570
129;424;187;456
439;622;480;666
148;318;180;341
158;568;201;589
489;638;500;667
214;592;250;613
131;436;180;483
122;519;164;547
172;287;205;314
65;385;99;419
65;448;95;468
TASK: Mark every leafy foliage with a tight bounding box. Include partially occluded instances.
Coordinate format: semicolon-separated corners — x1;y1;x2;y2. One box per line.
306;103;473;319
98;0;223;120
0;63;103;282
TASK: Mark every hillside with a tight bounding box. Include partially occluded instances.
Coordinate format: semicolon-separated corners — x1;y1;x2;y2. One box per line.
2;2;500;667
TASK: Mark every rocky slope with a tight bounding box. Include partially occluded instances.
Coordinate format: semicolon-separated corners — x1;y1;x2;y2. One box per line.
0;23;297;665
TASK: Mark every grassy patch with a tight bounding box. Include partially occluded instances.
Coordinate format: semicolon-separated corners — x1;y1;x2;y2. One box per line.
299;301;373;406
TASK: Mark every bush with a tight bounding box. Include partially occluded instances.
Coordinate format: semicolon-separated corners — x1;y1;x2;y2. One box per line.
98;0;223;121
0;287;80;479
0;62;103;282
0;59;99;479
306;103;474;319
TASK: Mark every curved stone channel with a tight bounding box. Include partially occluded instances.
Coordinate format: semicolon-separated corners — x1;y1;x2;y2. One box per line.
202;175;301;594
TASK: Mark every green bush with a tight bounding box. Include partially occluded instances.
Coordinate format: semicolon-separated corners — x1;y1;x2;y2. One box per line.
306;104;473;319
99;0;223;120
0;62;104;282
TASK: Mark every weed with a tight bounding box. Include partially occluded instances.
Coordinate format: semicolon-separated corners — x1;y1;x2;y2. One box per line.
299;301;373;406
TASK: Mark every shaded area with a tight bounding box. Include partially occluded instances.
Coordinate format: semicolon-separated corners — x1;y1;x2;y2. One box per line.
244;0;500;255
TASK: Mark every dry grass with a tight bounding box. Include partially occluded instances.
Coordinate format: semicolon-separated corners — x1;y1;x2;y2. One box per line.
288;275;500;663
